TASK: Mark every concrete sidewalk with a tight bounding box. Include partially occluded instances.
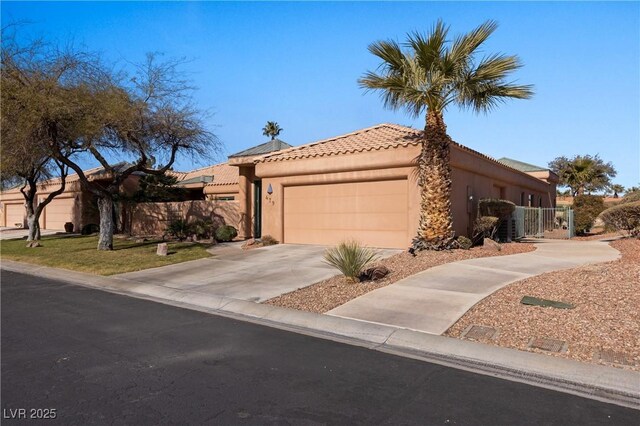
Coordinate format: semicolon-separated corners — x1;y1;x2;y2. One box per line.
328;239;621;335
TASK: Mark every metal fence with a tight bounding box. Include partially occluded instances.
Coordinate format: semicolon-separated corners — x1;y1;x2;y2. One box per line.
514;206;574;239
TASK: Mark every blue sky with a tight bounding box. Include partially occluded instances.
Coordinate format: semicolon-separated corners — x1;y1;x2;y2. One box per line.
3;1;639;188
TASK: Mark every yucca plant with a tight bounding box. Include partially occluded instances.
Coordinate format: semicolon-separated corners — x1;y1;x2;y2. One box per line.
323;241;379;283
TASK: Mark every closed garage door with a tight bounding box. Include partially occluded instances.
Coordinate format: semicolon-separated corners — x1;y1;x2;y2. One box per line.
43;197;75;230
283;179;409;249
5;204;25;228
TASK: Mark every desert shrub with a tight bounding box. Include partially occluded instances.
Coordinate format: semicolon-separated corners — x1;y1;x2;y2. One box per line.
478;199;516;219
166;219;193;241
599;201;640;237
619;191;640;205
323;241;379;283
215;225;238;242
456;236;473;250
81;223;100;235
472;216;499;244
573;195;606;235
260;235;279;246
191;219;216;239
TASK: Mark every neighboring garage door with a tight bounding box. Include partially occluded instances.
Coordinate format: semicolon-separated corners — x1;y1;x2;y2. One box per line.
43;197;75;230
5;203;25;228
283;179;409;249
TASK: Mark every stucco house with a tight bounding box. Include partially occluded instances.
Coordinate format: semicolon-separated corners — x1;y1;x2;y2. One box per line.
235;123;558;248
1;123;557;249
0;163;140;232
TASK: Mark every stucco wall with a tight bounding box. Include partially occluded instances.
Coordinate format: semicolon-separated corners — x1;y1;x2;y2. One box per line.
130;200;240;236
255;144;555;248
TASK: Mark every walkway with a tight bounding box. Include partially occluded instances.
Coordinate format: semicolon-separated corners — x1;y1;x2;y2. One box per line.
328;239;621;335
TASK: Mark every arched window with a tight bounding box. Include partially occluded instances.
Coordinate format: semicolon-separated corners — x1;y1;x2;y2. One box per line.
520;192;525;206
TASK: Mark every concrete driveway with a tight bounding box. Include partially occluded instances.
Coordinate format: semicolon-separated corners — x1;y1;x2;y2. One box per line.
114;244;399;303
0;227;63;240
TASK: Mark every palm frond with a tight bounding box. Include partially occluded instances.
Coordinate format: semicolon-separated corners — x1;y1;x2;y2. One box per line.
368;40;405;73
407;19;448;73
448;20;498;64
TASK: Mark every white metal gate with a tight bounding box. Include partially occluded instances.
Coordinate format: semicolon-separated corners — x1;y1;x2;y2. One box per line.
514;207;574;239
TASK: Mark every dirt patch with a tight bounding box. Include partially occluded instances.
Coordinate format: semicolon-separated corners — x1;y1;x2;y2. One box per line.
446;238;640;370
264;242;536;314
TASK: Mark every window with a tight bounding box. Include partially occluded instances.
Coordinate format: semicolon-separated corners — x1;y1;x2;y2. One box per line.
520;192;525;206
215;196;234;201
528;194;534;207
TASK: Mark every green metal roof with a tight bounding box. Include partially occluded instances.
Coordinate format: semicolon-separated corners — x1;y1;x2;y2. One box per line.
228;139;293;158
497;157;548;172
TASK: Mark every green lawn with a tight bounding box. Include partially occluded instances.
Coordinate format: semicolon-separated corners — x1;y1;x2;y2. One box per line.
0;235;212;275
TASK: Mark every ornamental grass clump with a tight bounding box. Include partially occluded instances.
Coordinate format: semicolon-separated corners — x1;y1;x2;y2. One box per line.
323;241;379;283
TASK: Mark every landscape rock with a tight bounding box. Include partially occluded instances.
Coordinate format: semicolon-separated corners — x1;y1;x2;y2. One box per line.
156;243;168;256
482;238;502;252
359;265;390;282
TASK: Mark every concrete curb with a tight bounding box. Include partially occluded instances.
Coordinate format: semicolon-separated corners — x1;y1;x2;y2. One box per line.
2;259;639;409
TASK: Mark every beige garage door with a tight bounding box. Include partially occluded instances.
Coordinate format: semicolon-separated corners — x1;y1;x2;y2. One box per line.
283;179;409;249
5;204;25;228
43;197;75;230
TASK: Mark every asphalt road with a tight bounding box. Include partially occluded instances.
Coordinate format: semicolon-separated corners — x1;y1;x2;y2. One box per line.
1;270;638;425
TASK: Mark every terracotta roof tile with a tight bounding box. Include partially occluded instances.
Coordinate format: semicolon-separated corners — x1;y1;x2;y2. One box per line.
256;123;422;163
171;162;238;187
254;123;542;180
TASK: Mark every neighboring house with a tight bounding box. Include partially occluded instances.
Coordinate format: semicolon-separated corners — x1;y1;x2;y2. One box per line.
234;124;558;249
0;163;140;231
130;139;292;235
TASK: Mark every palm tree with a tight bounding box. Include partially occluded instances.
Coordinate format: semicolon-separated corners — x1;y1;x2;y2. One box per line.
359;20;533;249
262;121;283;140
551;155;616;196
610;184;625;198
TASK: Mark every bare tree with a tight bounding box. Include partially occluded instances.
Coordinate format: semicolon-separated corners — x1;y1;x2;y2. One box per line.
48;53;220;250
0;28;89;243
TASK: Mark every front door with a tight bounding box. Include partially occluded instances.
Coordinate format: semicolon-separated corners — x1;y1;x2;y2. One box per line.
253;180;262;238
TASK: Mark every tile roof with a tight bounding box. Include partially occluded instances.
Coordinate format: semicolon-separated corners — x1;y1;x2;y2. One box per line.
228;139;293;158
256;124;423;163
497;157;548;172
171;162;239;187
254;123;548;181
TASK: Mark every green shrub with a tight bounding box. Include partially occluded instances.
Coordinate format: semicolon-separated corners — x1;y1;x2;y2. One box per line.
456;236;473;250
261;235;279;246
81;223;100;235
599;201;640;237
472;216;499;244
478;199;516;219
166;219;192;241
191;219;216;239
573;195;606;235
323;241;379;283
215;225;238;242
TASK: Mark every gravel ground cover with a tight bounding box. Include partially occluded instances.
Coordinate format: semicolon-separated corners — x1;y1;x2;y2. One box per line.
264;242;535;313
446;238;640;370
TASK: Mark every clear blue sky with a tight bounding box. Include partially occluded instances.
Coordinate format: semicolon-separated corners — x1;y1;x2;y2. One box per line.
3;1;639;188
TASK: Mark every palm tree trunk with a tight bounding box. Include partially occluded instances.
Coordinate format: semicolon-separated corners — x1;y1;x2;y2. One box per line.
415;110;454;247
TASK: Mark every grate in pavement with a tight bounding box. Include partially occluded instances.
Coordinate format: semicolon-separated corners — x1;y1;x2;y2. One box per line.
461;325;499;341
596;349;633;366
528;337;567;353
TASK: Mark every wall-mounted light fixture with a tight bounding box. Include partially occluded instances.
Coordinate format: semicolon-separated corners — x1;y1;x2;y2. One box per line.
468;195;474;201
267;184;273;195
